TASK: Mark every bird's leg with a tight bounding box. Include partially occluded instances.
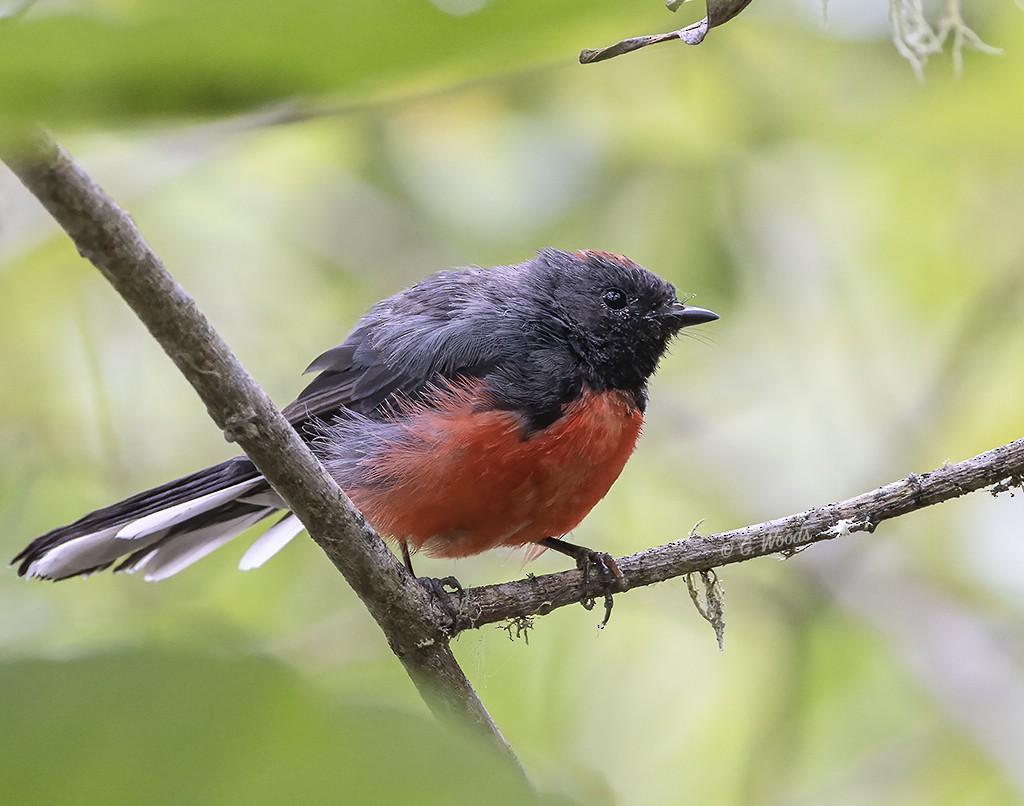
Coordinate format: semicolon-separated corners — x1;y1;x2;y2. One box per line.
538;537;625;628
401;541;464;630
401;540;414;575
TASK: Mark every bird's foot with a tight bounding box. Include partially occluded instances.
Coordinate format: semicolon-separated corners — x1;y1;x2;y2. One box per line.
417;575;464;632
538;537;625;628
401;542;464;632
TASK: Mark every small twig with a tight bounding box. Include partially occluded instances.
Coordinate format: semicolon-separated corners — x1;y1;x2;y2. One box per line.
580;0;755;63
686;569;726;650
580;27;705;64
582;0;1002;72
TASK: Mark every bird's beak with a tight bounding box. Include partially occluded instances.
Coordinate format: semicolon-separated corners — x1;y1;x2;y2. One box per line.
664;302;719;330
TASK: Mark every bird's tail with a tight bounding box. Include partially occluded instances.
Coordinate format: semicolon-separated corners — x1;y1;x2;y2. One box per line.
12;457;306;581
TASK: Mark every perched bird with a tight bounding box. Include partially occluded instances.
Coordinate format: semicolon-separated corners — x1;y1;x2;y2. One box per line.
12;249;717;607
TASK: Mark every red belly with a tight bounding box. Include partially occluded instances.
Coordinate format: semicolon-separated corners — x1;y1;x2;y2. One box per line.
347;385;644;557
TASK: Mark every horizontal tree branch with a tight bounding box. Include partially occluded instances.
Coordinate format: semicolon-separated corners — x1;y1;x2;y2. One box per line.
457;438;1024;632
1;130;521;768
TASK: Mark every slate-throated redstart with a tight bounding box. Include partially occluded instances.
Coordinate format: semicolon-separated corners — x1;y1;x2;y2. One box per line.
12;248;717;615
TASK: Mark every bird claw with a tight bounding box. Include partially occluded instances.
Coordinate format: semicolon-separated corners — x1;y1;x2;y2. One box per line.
418;575;464;631
401;543;465;632
577;550;622;628
539;537;625;628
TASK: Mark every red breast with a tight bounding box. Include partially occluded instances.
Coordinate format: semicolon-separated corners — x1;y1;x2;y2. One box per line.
345;383;643;558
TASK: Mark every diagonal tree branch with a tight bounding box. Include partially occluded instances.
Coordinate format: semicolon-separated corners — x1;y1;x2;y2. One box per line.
0;129;523;771
456;438;1024;633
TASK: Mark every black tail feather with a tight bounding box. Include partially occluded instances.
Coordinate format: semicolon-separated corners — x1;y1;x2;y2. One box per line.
12;456;266;578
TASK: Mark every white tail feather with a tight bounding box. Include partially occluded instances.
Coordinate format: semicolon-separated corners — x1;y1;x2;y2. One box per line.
239;514;305;571
26;527;164;580
116;478;264;540
141;509;270;582
126;548;159;573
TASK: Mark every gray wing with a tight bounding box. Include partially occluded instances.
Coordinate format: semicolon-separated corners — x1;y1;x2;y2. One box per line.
282;268;519;425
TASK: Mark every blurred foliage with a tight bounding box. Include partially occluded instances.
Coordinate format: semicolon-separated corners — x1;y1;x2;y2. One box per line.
2;0;1024;804
0;652;534;805
0;0;666;130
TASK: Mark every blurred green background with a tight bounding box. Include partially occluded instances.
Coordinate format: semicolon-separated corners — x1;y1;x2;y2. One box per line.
1;0;1023;803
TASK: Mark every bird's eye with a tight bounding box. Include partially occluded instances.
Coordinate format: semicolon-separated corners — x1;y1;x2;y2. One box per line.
602;288;628;310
